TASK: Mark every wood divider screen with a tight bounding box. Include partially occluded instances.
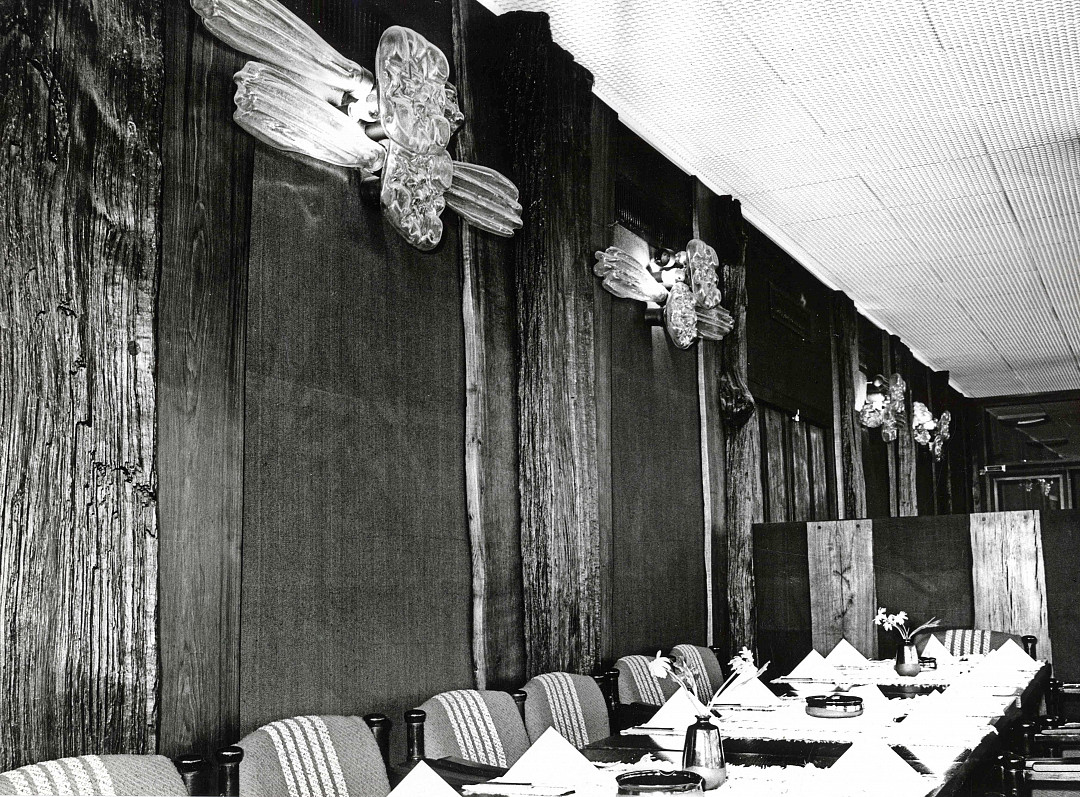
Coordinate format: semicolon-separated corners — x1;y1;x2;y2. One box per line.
755;511;1072;670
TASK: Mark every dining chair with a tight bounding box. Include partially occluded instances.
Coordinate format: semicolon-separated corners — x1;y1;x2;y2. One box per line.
1025;757;1080;797
922;628;1029;657
613;655;679;706
233;714;390;797
0;754;192;795
671;645;725;702
411;689;531;768
520;672;610;747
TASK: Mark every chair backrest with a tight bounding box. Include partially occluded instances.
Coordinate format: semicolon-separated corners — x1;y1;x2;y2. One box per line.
0;754;188;796
521;672;610;747
415;689;530;768
613;655;679;706
236;715;390;797
927;628;1024;656
671;645;725;702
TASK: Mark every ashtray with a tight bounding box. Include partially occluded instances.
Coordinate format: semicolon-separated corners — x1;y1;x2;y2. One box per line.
805;694;864;718
919;657;937;670
616;770;705;794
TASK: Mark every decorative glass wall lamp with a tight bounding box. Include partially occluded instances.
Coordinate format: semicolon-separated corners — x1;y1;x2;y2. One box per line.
593;239;734;349
912;401;951;461
191;0;523;250
855;373;907;442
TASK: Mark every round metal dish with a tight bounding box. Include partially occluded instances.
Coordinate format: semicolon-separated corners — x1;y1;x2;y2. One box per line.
805;693;864;718
615;769;705;794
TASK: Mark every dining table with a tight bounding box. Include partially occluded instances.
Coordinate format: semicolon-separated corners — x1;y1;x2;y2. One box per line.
401;660;1050;796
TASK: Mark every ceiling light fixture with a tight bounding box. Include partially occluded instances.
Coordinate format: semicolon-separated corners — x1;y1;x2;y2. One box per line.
191;0;522;250
593;239;734;349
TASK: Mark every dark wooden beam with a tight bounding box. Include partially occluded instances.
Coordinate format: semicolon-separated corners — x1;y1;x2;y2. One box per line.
713;197;761;654
890;337;918;516
881;329;900;517
928;369;953;515
0;0;161;766
453;0;525;690
505;12;601;676
831;292;867;519
693;181;729;654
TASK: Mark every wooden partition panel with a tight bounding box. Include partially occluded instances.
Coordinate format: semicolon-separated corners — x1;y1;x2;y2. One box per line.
753;523;812;680
970;511;1052;661
1040;510;1080;680
807;521;877;657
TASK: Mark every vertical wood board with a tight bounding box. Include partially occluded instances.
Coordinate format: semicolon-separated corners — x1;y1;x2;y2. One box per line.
807;520;877;657
808;425;831;521
969;511;1052;660
761;406;790;523
832;293;867;520
791;423;812;522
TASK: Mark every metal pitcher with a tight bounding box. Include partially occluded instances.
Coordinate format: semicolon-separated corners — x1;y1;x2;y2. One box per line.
682;715;727;790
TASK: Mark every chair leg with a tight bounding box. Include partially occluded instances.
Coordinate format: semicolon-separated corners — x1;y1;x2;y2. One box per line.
512;690;528;725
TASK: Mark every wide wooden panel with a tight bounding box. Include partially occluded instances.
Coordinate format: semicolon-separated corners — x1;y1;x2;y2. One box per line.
970;511;1052;660
242;144;473;746
807;520;877;657
610;229;706;657
158;2;251;755
753;523;813;681
761;405;789;523
1040;510;1080;680
873;515;974;653
507;13;602;675
0;0;160;767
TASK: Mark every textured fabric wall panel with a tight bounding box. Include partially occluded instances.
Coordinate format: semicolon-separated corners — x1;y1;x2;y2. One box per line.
969;511;1052;661
610;237;706;656
753;523;812;681
242;148;473;750
806;520;877;657
872;515;974;655
1040;510;1080;681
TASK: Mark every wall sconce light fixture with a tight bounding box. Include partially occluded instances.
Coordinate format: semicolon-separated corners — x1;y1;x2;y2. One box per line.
191;0;522;250
856;373;907;442
912;401;951;461
593;239;734;349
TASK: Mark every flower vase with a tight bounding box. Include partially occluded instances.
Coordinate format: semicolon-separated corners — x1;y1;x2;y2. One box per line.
894;640;921;677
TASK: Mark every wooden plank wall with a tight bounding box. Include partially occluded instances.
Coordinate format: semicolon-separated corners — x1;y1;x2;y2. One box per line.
969;511;1052;660
832;294;867;519
0;0;161;768
453;0;526;690
806;520;877;657
890;337;919;516
506;12;602;676
157;0;252;756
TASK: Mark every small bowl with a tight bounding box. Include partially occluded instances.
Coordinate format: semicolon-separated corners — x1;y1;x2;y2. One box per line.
616;770;705;794
805;694;864;718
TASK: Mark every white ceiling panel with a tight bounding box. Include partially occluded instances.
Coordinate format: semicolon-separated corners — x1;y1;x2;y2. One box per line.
477;0;1080;396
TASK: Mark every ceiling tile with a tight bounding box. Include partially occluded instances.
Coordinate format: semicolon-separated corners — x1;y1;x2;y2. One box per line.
888;192;1015;237
864;155;1000;207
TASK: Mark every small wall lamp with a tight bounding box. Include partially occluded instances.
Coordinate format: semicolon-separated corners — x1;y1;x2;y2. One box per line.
856;372;907;442
191;0;522;250
593;239;734;349
912;401;951;461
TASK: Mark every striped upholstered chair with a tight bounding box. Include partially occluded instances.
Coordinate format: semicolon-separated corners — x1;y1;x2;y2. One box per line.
521;672;610;747
0;755;189;795
236;715;390;797
922;628;1026;657
414;690;531;768
671;645;726;702
613;655;679;706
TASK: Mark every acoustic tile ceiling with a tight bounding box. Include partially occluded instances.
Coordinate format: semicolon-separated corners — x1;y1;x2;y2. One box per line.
475;0;1080;398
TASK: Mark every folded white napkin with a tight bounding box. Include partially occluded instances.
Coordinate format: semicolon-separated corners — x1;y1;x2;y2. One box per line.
389;761;459;796
827;739;930;797
497;727;604;789
787;649;843;682
919;634;954;664
991;638;1038;668
647;687;709;730
825;638;869;666
847;684;889;711
713;675;781;706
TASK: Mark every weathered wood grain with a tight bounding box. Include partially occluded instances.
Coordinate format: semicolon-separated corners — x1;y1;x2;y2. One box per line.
832;292;867;519
928;370;953;515
881;330;900;517
157;0;252;756
791;422;812;522
713;197;761;653
808;425;831;521
694;181;728;652
592;98;616;663
761;405;789;523
807;520;877;657
506;13;601;676
970;511;1052;660
890;337;918;516
0;0;160;766
453;0;526;690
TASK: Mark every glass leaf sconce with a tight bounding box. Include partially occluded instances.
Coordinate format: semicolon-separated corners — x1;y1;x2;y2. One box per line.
912;401;951;461
856;373;907;443
191;0;522;250
593;239;734;349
